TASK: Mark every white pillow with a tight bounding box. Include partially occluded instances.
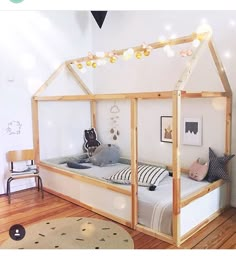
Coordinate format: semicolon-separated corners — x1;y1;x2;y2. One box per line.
105;165;169;186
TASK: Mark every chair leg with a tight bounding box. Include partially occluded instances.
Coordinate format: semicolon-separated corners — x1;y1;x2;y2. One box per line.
7;177;13;204
38;176;44;199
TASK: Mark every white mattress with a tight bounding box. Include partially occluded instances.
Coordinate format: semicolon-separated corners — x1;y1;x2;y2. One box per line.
42;158;209;235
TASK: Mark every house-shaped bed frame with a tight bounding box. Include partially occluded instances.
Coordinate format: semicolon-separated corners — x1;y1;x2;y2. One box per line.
32;31;232;246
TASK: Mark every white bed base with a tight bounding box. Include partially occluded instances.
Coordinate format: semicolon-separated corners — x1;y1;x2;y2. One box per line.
39;163;227;245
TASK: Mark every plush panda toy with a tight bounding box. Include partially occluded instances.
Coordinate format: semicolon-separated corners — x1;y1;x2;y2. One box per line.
83;128;101;156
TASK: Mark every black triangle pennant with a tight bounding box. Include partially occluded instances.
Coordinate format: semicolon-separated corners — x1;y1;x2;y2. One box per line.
91;11;107;29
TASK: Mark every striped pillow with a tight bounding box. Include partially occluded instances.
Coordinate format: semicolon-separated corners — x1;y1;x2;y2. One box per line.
106;165;169;186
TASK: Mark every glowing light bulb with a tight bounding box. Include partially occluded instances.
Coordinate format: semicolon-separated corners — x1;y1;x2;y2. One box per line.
110;56;117;63
77;63;83;69
143;49;151;56
123;48;134;60
224;51;231;59
92;62;97;68
196;24;213;36
86;60;92;66
192;39;200;48
135;51;142;59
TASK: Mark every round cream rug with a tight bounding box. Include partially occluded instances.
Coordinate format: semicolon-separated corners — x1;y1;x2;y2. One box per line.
1;217;134;249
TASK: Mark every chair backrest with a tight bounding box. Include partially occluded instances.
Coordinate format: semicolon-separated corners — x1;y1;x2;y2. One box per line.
7;149;35;162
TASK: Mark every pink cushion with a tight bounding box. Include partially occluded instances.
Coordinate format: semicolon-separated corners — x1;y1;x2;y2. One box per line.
189;158;209;181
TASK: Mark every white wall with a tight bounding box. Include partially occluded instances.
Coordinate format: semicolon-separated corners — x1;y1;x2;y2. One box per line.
91;11;236;206
0;11;93;194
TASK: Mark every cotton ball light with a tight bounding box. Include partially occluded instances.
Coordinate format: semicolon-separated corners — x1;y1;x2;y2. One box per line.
192;39;200;48
92;62;97;68
123;48;134;60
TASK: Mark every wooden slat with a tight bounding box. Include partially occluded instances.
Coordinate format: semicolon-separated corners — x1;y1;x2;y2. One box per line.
31;99;40;163
208;39;232;94
182;91;228;98
172;90;181;246
175;38;208;90
90;100;96;128
66;64;92;95
67;32;209;64
130;98;138;229
181;179;225;208
34;63;65;96
34;91;173;101
136;224;173;245
225;96;232;156
34;91;230;102
39;162;131;196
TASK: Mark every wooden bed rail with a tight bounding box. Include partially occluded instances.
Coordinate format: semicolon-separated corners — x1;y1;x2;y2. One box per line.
181;179;226;208
33;91;229;102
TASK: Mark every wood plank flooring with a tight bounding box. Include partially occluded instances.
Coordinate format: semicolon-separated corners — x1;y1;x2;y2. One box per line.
0;188;236;249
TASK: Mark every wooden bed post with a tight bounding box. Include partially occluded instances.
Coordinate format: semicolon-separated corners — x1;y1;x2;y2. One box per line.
31;98;40;164
172;90;181;246
130;98;138;229
91;100;97;128
208;38;233;207
225;95;232;206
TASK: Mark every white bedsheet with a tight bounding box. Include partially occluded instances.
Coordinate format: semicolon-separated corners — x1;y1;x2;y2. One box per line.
42;158;209;235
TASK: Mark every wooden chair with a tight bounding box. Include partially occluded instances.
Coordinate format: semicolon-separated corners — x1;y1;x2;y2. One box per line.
6;149;44;203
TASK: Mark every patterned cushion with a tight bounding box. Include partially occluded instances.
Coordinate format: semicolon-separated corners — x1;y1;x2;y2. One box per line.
189;158;209;181
206;147;235;183
106;165;169;186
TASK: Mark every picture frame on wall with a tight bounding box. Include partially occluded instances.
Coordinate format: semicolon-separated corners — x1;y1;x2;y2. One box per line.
160;116;173;143
182;117;202;146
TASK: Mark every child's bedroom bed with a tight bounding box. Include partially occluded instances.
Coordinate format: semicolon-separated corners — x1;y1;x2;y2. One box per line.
38;156;228;243
32;31;232;246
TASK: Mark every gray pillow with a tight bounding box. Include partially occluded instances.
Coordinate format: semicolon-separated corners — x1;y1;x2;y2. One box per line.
206;147;235;183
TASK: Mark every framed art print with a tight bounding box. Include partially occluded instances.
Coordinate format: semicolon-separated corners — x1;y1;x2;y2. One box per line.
182;117;202;146
160;116;173;143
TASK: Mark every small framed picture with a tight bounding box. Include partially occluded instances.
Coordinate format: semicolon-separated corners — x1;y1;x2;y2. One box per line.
182;117;202;146
160;116;173;143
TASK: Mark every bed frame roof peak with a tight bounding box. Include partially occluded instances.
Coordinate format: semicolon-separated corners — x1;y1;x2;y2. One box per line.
33;31;232;98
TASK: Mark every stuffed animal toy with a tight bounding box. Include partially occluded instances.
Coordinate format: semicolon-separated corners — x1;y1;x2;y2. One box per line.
90;144;120;167
83;128;101;156
67;144;120;169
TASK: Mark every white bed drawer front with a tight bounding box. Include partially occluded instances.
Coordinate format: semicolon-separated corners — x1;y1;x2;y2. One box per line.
39;167;132;221
180;182;227;236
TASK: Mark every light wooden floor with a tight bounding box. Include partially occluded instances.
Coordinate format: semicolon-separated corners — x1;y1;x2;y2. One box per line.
0;188;236;249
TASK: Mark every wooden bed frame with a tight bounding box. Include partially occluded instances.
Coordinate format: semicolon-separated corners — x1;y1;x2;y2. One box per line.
32;31;232;246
